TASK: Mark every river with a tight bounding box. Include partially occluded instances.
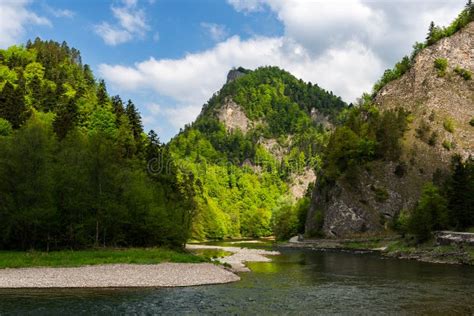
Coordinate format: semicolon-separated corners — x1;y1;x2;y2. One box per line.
1;243;474;315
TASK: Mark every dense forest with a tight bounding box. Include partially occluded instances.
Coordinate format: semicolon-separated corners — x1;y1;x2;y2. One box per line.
0;40;347;249
0;39;193;250
169;66;346;240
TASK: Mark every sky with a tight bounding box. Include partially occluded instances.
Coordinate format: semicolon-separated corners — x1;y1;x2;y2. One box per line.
0;0;466;141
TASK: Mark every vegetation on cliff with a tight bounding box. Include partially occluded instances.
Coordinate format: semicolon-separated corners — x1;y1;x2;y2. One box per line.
170;66;346;240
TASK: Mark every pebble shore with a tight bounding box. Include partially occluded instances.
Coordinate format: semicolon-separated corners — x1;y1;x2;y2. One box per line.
0;263;240;288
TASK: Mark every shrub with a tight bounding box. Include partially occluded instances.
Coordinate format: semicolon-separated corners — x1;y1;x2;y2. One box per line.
0;117;12;136
428;131;438;146
408;183;449;242
442;140;454;151
394;162;407;178
454;66;472;80
443;117;455;133
416;119;431;141
371;185;389;203
434;58;448;77
470;117;474;127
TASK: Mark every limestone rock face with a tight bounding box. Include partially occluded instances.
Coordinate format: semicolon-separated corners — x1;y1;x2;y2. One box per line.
306;22;474;238
217;97;251;133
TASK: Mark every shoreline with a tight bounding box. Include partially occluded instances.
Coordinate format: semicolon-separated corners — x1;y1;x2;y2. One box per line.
280;237;474;266
0;244;280;289
0;263;240;289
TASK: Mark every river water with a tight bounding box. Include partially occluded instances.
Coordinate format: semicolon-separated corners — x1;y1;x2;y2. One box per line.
1;244;474;315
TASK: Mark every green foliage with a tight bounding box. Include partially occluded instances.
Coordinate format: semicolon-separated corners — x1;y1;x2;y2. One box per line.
0;117;12;136
454;66;472;80
428;131;438;146
373;56;411;94
323;104;408;181
0;39;191;250
371;185;389;203
443;117;455;133
442;140;454;151
408;183;449;242
272;197;310;241
168;66;345;239
446;155;474;230
470;117;474;126
434;58;448;77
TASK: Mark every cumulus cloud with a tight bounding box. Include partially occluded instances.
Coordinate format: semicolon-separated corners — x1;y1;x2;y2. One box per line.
94;0;149;46
201;22;228;41
100;0;465;133
100;35;382;106
0;0;51;48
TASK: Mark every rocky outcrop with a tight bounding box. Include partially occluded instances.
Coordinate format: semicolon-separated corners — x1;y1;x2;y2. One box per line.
288;168;316;199
226;68;246;83
306;22;474;238
217;97;251;133
435;231;474;246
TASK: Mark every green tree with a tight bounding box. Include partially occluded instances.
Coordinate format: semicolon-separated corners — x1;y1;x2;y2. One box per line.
408;183;449;242
0;82;28;128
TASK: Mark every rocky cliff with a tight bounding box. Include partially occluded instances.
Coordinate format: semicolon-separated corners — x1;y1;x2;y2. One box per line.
306;22;474;237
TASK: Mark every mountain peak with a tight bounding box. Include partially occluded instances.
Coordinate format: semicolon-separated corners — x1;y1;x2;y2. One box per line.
226;67;250;83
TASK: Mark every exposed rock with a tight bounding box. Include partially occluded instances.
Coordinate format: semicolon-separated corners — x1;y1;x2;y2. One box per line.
217;97;251;133
258;137;290;162
306;22;474;238
288;167;316;199
435;231;474;246
310;108;332;130
226;68;246;83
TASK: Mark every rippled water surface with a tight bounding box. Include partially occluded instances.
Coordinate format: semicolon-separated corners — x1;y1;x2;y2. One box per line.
1;246;474;315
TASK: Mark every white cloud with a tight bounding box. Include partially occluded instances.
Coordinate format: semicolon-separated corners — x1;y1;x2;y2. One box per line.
95;23;133;46
44;5;75;18
163;105;203;129
201;22;228;41
0;0;51;48
227;0;266;13
100;35;382;107
100;0;466;134
94;0;150;45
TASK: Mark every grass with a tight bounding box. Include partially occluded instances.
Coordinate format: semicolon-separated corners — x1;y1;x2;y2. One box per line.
0;247;207;269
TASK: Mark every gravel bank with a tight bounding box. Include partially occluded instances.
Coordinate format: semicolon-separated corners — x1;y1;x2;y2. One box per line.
186;244;280;272
0;263;240;288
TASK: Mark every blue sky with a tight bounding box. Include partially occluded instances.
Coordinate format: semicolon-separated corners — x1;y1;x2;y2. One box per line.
0;0;465;141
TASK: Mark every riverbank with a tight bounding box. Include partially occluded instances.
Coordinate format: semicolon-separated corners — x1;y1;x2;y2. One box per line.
281;236;474;265
0;248;205;269
0;244;280;288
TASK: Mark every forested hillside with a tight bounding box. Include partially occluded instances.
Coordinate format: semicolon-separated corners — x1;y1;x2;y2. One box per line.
169;66;346;240
306;4;474;240
0;39;192;250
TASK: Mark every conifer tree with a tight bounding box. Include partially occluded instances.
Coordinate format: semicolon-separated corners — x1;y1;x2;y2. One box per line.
125;99;143;141
96;79;108;107
0;82;28;128
53;98;78;140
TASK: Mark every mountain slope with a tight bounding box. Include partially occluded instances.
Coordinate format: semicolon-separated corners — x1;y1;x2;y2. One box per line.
169;66;347;239
306;21;474;238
